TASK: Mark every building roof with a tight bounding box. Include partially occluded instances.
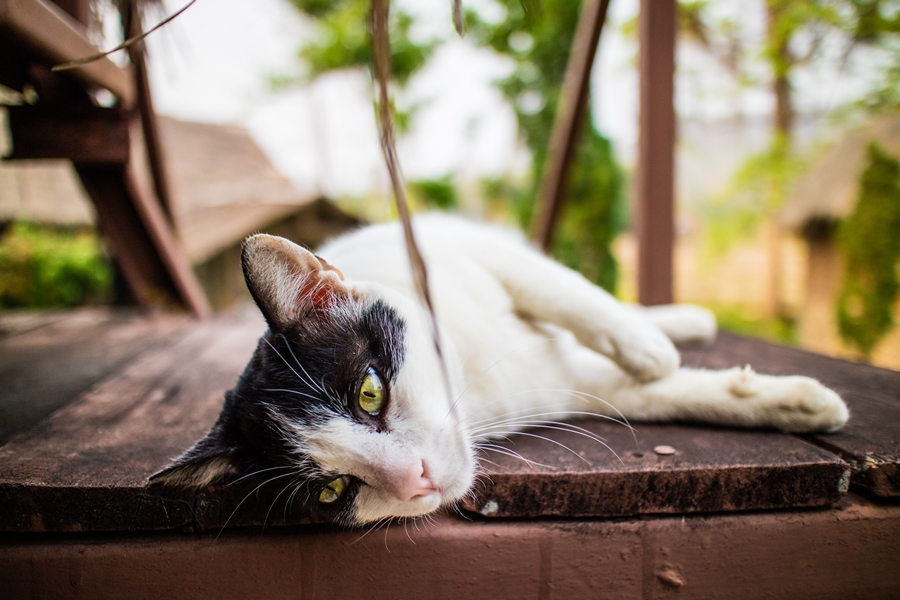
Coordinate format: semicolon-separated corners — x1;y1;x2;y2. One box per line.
781;114;900;230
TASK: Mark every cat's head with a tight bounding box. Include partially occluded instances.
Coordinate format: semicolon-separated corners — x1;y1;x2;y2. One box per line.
151;234;475;525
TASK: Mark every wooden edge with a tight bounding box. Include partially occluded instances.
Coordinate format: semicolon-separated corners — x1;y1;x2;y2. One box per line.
0;0;134;107
531;0;610;250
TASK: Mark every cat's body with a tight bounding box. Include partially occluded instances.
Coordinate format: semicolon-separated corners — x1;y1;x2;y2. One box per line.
153;215;848;525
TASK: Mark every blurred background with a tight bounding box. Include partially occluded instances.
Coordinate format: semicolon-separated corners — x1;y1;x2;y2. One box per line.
2;0;899;368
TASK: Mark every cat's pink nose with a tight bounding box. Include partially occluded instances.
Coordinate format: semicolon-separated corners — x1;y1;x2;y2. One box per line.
393;459;437;502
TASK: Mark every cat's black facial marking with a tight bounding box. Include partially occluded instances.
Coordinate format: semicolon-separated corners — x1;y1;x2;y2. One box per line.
201;297;408;522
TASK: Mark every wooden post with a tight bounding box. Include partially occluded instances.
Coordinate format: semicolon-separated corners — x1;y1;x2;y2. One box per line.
636;0;676;306
531;0;610;251
122;0;176;223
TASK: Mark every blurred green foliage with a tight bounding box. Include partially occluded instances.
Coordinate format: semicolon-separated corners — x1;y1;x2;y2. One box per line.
836;143;900;356
466;0;626;292
699;134;807;261
288;0;436;86
409;176;459;210
288;0;626;293
708;302;798;344
0;223;113;309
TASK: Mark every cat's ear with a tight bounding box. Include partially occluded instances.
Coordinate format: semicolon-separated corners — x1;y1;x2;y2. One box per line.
241;234;349;329
149;423;238;489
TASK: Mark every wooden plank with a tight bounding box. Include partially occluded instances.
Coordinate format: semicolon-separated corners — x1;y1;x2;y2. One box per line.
0;315;265;532
2;494;899;600
5;104;130;164
681;332;900;498
0;0;134;107
0;309;189;445
531;0;610;251
636;0;676;305
462;420;847;519
122;0;176;223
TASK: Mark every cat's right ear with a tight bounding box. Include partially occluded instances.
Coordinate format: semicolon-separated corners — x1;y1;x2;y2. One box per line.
241;234;350;330
149;423;238;489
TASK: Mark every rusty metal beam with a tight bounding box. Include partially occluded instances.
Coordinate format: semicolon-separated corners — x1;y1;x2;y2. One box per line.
0;0;134;106
531;0;610;251
636;0;676;306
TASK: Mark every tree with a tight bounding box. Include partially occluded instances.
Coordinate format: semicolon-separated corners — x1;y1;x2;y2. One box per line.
683;0;900;317
287;0;625;292
836;143;900;356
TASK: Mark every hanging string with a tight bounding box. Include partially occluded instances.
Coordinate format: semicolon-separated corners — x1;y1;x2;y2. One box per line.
370;0;455;406
53;0;197;71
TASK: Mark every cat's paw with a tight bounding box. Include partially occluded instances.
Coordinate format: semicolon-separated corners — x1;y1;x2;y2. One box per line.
731;369;849;432
604;325;680;382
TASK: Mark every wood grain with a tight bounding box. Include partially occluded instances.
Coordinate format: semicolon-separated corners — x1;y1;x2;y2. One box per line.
0;309;188;445
0;315;264;532
462;420;848;518
682;332;900;497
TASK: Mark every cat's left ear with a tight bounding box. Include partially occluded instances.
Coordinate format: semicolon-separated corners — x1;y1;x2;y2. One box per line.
241;234;350;330
149;423;238;489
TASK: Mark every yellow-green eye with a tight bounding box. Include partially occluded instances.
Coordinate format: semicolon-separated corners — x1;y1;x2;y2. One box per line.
319;475;350;504
359;367;385;415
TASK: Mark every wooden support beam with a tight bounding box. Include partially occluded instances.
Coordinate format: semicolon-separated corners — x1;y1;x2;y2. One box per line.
122;0;176;222
531;0;610;251
76;158;211;317
0;0;134;106
636;0;676;306
5;104;130;163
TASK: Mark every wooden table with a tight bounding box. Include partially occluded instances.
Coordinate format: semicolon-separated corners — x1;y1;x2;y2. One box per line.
1;309;898;599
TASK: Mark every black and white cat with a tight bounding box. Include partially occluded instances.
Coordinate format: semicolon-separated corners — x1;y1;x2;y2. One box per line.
152;215;848;525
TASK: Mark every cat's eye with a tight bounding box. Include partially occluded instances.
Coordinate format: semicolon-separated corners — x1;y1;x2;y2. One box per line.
359;367;386;415
319;475;350;504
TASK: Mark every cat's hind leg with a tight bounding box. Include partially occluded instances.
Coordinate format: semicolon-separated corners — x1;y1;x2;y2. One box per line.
569;356;849;433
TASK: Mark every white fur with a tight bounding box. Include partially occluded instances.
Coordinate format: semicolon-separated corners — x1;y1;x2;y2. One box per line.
310;214;848;522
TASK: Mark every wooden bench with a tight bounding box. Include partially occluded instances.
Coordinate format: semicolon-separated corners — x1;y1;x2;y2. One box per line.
1;309;898;598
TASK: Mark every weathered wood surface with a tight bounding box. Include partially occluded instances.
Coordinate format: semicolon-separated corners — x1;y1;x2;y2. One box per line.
0;314;268;532
0;309;188;445
0;313;893;532
462;420;848;519
681;332;900;497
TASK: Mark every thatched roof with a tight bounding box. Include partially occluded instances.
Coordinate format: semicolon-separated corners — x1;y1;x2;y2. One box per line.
781;114;900;230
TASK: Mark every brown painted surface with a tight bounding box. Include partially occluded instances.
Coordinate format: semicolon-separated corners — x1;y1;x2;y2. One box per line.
636;0;676;306
5;105;130;164
681;332;900;497
462;420;847;518
1;494;898;600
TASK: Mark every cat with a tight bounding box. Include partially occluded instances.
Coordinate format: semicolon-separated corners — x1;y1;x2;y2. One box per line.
151;214;849;526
